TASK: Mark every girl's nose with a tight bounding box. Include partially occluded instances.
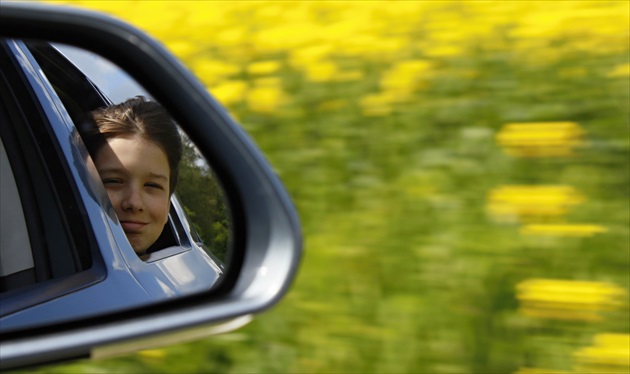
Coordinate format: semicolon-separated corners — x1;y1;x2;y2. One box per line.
120;186;143;212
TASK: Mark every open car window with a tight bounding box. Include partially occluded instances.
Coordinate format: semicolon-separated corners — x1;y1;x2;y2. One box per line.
24;41;221;260
0;40;98;300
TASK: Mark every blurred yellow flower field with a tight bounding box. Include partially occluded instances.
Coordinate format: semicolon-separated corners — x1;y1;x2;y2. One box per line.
496;122;586;158
486;185;585;223
516;279;627;321
46;0;630;118
35;1;629;373
520;224;608;237
574;333;630;373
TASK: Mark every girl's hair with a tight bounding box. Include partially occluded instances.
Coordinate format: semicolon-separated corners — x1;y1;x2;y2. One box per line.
83;96;182;194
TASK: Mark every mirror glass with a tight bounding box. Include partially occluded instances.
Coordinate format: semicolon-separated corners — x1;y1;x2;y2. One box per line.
53;43;232;265
0;39;232;327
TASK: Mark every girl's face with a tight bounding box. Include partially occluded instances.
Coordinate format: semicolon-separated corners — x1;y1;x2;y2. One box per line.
94;135;171;254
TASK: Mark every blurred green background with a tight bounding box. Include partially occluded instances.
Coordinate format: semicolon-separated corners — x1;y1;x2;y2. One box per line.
31;1;629;373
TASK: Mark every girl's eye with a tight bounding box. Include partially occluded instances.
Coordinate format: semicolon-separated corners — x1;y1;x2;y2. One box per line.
145;183;164;190
102;179;122;185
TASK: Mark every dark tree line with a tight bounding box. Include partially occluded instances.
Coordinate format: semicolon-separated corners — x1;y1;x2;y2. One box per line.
176;135;230;262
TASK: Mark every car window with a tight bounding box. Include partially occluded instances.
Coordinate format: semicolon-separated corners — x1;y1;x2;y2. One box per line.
31;42;232;263
0;135;35;291
0;40;93;297
54;43;151;104
24;41;187;253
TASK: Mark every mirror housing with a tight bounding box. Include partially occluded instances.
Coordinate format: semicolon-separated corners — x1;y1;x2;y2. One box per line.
0;2;301;370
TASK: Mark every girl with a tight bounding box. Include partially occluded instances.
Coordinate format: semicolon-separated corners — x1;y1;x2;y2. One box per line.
83;96;182;255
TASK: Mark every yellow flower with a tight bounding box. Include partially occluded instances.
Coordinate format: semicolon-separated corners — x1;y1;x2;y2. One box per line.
255;23;321;53
496;122;586;158
573;334;630;373
608;63;630;78
289;44;334;68
191;60;241;87
214;27;248;48
509;2;630;58
520;224;608;237
516;279;627;322
486;185;584;223
380;60;433;99
210;80;248;106
423;44;463;57
304;61;338;82
247;60;281;76
164;40;198;58
246;86;286;114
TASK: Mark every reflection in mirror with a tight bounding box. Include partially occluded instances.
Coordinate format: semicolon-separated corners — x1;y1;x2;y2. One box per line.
17;40;231;285
176;133;231;263
0;37;236;333
57;43;231;263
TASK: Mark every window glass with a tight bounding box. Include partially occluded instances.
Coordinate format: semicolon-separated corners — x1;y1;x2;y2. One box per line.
0;136;34;285
41;43;232;263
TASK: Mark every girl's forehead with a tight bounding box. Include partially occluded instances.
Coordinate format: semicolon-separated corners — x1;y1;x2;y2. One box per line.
107;135;165;154
97;136;170;173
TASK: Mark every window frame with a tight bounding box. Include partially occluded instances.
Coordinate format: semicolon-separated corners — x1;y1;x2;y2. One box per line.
0;104;36;290
25;41;204;261
0;39;105;315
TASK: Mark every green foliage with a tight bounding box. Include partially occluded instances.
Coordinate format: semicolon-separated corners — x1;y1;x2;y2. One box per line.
176;135;230;262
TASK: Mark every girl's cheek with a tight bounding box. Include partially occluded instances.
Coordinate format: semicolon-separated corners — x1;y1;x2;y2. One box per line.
104;189;116;204
166;201;171;223
158;198;170;224
106;190;123;211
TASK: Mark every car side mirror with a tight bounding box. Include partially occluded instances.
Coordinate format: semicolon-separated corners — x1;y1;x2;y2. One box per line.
0;2;302;370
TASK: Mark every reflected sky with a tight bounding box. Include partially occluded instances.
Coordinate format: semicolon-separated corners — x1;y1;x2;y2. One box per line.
55;44;150;103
